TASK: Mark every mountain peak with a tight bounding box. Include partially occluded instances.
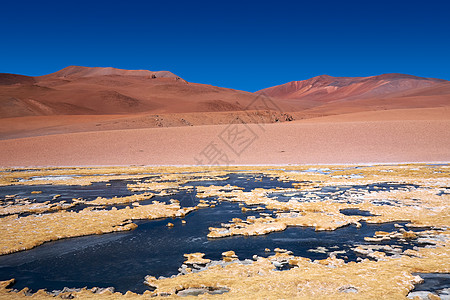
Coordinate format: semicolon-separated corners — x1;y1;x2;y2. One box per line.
311;74;334;80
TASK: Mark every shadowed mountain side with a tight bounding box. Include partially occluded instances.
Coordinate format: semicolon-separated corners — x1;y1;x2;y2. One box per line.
270;80;450;120
0;73;36;85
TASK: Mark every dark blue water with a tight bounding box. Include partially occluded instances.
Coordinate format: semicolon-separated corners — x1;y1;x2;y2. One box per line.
0;202;419;294
183;173;297;192
340;208;376;216
411;273;450;294
0;178;139;204
0;174;426;294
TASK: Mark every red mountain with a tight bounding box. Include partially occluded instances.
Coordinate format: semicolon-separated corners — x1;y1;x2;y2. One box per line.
0;66;259;118
257;73;447;102
0;68;449;139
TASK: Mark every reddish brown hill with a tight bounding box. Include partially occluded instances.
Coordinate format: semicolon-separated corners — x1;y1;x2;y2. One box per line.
1;68;449;140
257;73;447;102
0;66;265;118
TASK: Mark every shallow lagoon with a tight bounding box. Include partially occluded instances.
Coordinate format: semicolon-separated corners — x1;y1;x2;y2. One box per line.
0;169;444;293
0;202;417;293
0;173;428;293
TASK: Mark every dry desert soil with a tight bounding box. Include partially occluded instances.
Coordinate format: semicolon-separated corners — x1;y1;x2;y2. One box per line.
0;66;449;167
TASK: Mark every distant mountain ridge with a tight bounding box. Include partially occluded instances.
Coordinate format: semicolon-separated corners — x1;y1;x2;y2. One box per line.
0;66;257;118
0;67;449;120
257;73;447;102
41;65;181;79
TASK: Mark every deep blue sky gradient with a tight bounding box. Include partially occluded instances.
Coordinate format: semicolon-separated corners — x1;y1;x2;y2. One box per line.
1;0;449;91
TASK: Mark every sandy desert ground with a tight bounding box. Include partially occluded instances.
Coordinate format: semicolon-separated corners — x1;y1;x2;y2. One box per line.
0;107;448;167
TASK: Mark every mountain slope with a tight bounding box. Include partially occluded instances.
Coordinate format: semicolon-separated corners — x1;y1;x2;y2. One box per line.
1;68;449;139
257;73;447;102
0;73;36;85
0;66;263;118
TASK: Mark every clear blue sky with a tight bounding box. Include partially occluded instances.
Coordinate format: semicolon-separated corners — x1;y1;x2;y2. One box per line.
1;0;449;91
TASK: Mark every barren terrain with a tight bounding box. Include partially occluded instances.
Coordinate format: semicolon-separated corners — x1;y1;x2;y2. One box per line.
0;67;449;167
